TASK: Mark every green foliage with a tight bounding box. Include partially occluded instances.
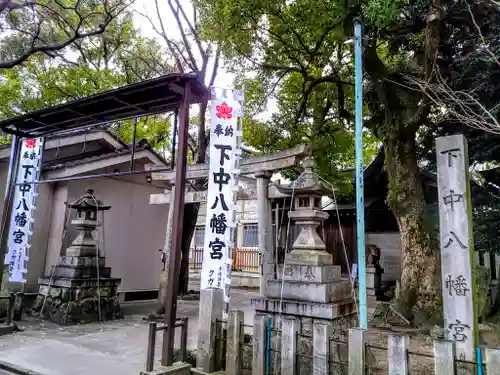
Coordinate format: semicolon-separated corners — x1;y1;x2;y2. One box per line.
474;204;500;254
364;0;407;29
0;0;130;69
0;9;172;151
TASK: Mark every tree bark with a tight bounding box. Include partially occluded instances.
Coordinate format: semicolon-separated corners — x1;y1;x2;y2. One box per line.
383;134;442;326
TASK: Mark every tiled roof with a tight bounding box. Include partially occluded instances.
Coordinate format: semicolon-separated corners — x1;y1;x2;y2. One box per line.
43;139;167;171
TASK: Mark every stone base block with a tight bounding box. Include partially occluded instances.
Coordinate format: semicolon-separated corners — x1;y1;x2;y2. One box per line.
266;279;351;303
252;297;356;320
285;250;333;266
52;265;112;279
139;362;191;375
38;276;121;289
65;246;99;257
0;324;16;336
58;255;105;267
32;283;122;325
281;264;341;283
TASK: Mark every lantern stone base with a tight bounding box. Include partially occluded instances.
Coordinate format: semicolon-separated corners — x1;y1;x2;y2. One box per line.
32;272;122;325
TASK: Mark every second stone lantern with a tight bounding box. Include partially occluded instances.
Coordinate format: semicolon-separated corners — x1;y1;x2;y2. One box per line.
253;157;356;325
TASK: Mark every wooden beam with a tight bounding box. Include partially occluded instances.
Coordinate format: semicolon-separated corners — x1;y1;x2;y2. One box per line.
147;143;312;181
149;184;290;205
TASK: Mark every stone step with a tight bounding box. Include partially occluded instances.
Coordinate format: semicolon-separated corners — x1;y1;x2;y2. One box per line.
266;279;352;303
252;296;356;320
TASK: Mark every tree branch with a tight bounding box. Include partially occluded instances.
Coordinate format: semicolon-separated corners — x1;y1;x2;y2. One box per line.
174;0;204;59
208;45;220;87
167;0;198;71
0;0;130;69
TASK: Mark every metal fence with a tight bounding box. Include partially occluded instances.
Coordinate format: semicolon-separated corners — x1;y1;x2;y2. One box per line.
144;318;189;372
213;310;500;375
190;246;260;272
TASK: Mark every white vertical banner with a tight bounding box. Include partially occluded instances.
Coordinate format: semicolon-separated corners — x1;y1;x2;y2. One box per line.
201;88;243;318
5;137;44;283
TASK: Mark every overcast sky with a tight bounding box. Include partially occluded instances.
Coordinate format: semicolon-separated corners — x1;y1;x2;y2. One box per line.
131;0;277;120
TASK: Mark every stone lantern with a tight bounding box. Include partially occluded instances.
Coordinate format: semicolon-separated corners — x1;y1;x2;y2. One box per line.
251;157;356;369
263;157;347;302
277;157;332;266
65;188;110;257
34;188;122;325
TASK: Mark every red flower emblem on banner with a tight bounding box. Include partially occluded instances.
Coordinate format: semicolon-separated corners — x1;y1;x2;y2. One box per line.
25;139;36;149
216;102;233;120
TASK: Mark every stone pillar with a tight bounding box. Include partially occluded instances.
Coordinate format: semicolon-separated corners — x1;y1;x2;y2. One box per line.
388;334;409;375
313;320;332;375
196;288;223;373
226;310;244;375
252;314;267;375
485;347;500;375
348;329;366;375
157;183;175;314
433;340;456;375
281;317;298;375
436;135;478;360
255;171;273;296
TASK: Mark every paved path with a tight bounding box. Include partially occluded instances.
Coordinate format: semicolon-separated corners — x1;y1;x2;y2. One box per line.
0;289;258;375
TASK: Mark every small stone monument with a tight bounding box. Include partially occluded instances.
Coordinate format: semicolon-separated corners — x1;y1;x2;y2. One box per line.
33;188;122;324
366;244;384;297
252;158;356;373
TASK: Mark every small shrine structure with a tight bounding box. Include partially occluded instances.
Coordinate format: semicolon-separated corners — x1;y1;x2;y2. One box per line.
33;188;122;324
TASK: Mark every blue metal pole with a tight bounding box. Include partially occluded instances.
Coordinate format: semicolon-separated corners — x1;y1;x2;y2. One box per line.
265;317;271;375
354;19;367;330
476;347;483;375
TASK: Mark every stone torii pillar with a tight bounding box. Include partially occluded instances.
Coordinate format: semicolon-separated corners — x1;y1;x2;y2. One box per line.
255;170;274;296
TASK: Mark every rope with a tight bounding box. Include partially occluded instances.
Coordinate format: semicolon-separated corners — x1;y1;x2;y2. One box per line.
88;194;102;322
316;174;360;320
276;171;360;322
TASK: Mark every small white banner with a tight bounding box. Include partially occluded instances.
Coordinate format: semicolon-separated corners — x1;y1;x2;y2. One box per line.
201;88;243;315
5;137;44;283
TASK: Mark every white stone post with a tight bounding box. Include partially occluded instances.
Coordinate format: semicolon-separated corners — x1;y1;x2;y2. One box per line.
485;347;500;375
226;310;244;375
348;329;366;375
313;320;332;375
433;340;456;375
436;135;478;360
252;314;268;375
196;288;223;373
281;317;298;375
255;170;274;296
388;334;409;375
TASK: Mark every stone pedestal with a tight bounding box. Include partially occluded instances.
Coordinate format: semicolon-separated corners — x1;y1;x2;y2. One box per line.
32;188;122;325
366;265;384;297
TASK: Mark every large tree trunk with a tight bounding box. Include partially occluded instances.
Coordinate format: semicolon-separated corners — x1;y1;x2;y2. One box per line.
178;203;200;295
383;134;442;326
156;203;200;314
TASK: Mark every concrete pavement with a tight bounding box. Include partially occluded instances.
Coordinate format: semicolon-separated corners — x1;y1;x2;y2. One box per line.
0;289;259;375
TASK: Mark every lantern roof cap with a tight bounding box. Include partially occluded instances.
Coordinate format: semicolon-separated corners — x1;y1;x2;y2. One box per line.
65;188;111;211
273;157;333;196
